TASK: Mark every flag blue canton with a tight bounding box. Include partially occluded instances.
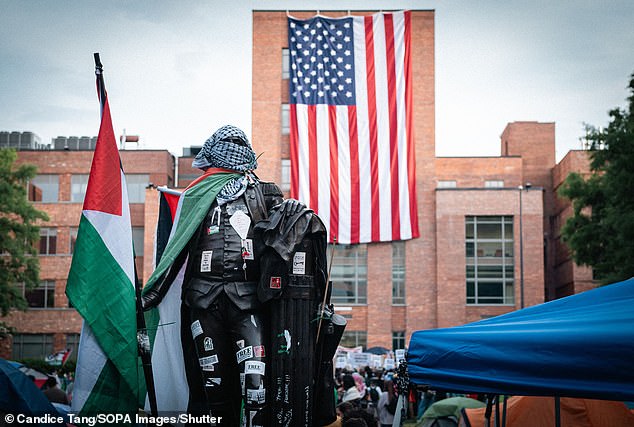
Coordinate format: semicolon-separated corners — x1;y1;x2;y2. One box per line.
288;17;356;106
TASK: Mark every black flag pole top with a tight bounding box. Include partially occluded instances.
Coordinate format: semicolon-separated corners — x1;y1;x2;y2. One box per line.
93;53;106;116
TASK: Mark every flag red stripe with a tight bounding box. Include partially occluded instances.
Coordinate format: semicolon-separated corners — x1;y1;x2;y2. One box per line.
82;95;122;215
348;106;360;244
364;15;381;242
308;105;319;213
289;104;299;199
384;14;402;241
404;11;419;238
329;105;339;242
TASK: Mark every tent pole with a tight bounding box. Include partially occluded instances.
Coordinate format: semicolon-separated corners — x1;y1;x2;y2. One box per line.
554;396;561;427
494;395;500;427
484;395;493;427
501;396;507;427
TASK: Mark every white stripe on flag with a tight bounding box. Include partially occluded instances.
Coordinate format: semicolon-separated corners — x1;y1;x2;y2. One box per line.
316;104;330;231
71;323;107;412
336;106;351;244
296;105;311;207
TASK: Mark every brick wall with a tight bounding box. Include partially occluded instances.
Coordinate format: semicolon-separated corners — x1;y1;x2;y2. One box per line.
435;188;545;327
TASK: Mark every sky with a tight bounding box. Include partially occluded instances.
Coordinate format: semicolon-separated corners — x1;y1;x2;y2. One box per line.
1;1;633;161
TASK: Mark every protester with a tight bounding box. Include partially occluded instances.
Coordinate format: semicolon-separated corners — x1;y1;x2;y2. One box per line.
43;376;69;405
377;379;396;427
342;374;363;404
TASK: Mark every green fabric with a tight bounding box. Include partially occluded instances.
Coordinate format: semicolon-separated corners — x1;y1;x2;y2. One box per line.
66;215;139;397
421;397;486;420
143;172;239;292
81;358;138;416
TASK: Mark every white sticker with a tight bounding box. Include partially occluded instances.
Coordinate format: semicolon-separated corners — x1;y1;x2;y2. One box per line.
240;373;246;393
236;339;245;349
204;337;214;352
246;387;266;404
293;252;306;275
236;345;253;364
191;320;203;339
242;238;254;260
244;361;266;376
201;250;213;272
284;330;291;352
205;377;222;387
199;354;219;371
230;210;251;240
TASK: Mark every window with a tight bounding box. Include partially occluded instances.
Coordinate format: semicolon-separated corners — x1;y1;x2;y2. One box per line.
69;227;78;254
24;280;55;308
437;180;456;188
282;48;290;79
280;159;291;192
28;174;59;202
392;242;405;304
126;174;150;203
39;228;57;255
132;227;144;256
466;216;514;305
339;331;367;349
485;180;504;188
330;244;367;304
281;104;290;135
392;331;406;351
11;334;54;360
71;174;89;202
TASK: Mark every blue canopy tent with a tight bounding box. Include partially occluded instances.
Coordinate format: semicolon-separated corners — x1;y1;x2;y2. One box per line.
407;277;634;401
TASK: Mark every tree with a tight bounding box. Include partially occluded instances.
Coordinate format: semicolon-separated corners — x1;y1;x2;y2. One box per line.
0;149;49;321
559;73;634;285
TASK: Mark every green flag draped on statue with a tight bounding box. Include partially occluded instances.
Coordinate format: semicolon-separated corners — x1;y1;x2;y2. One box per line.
65;55;140;414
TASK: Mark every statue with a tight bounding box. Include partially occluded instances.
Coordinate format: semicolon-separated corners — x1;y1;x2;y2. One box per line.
142;125;344;426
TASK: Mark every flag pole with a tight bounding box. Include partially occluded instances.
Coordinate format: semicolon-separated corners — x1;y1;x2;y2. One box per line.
93;53;158;416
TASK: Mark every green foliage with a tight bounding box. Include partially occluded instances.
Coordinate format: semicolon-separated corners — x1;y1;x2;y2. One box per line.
0;149;49;316
559;73;634;284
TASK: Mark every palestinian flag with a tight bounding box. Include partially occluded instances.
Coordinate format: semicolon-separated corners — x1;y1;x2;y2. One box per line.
154;187;181;267
142;170;238;412
65;58;140;414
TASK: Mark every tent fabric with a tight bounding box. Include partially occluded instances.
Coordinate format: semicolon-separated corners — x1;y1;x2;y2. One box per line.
407;278;634;401
421;397;486;420
0;359;58;415
461;396;634;427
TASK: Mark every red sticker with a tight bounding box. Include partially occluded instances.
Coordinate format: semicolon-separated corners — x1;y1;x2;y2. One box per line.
270;277;281;289
253;345;266;358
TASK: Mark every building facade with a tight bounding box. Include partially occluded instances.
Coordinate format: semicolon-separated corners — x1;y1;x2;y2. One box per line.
249;10;594;350
3;147;174;360
1;10;596;359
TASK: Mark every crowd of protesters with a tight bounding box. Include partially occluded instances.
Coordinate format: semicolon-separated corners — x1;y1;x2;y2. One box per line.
325;366;402;427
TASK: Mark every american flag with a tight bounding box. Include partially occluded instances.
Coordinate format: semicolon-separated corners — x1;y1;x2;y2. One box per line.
288;11;419;244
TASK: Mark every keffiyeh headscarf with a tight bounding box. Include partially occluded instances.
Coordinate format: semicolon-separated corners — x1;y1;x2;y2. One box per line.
192;125;259;205
192;125;258;172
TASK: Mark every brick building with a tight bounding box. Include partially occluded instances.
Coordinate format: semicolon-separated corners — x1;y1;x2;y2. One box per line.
4;147;174;360
1;9;595;359
249;10;594;349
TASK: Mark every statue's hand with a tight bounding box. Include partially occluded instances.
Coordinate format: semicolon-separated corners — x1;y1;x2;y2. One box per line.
280;198;305;216
141;289;160;311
